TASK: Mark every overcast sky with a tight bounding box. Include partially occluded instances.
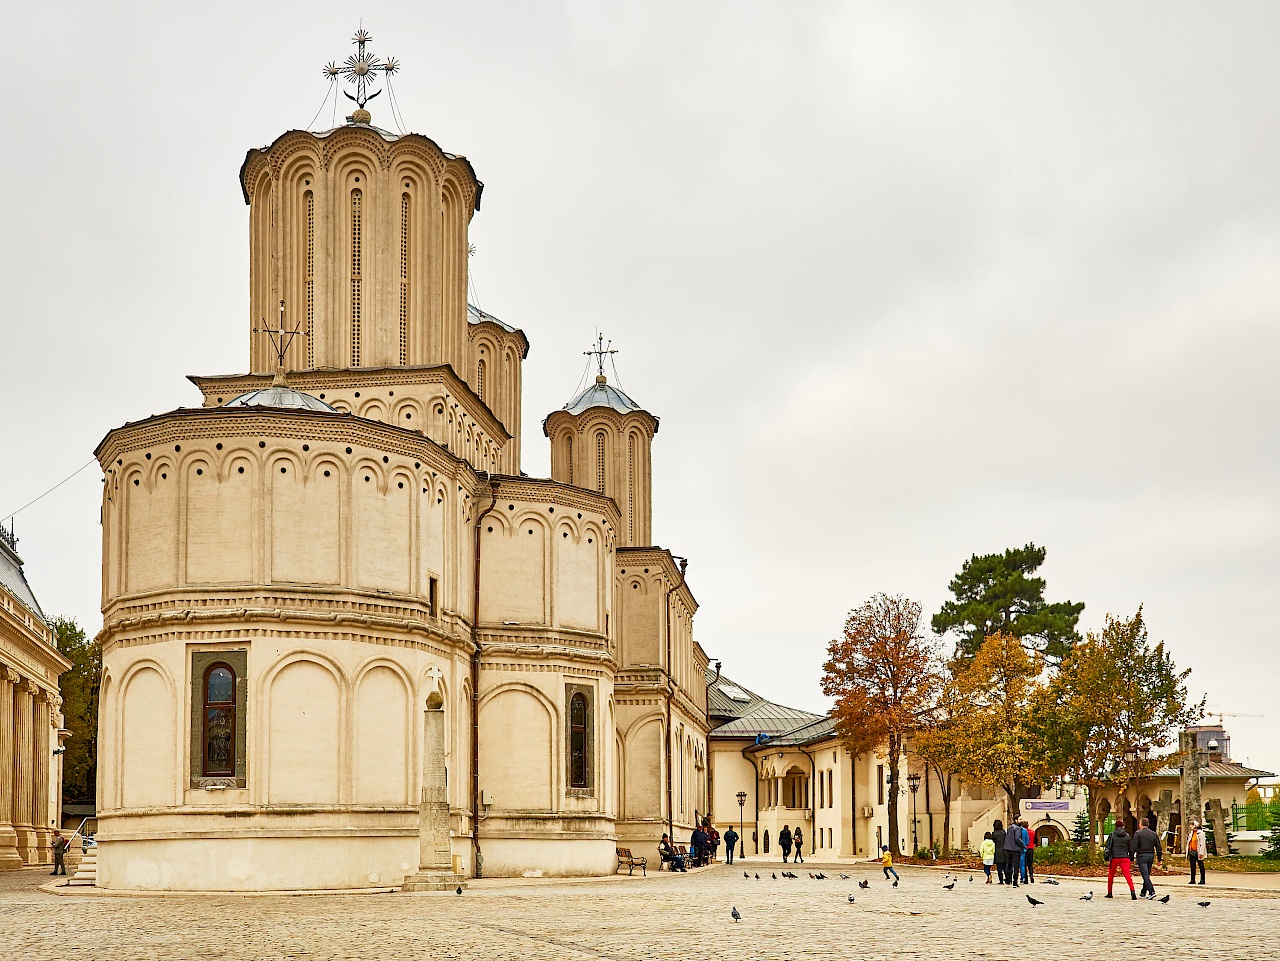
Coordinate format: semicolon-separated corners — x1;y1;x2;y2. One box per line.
3;1;1277;771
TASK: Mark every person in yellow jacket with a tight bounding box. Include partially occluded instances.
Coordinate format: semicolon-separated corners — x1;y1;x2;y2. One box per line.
880;845;899;882
980;832;997;884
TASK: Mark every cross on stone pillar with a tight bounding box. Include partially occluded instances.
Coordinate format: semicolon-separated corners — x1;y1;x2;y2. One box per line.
1152;789;1177;849
401;687;466;892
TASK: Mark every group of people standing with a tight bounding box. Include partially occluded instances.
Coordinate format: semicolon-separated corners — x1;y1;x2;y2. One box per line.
981;818;1037;885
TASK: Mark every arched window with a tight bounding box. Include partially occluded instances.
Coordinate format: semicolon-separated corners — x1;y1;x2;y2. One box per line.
476;357;487;402
305;189;315;368
763;829;770;853
202;664;236;777
399;193;410;365
569;693;588;788
595;432;606;493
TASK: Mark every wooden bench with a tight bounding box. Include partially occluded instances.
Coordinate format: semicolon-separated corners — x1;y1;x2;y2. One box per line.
675;843;708;868
616;847;647;876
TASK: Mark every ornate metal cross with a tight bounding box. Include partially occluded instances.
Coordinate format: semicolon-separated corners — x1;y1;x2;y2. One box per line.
323;28;399;110
584;332;618;379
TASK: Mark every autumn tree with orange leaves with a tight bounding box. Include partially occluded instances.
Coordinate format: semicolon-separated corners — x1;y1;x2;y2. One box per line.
822;594;944;857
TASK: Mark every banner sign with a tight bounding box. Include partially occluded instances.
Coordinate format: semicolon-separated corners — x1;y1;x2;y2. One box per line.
1025;801;1072;811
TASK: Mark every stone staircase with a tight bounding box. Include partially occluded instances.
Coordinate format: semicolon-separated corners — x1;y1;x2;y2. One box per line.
64;851;97;887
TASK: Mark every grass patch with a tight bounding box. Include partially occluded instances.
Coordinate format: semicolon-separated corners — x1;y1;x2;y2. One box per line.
1204;856;1280;874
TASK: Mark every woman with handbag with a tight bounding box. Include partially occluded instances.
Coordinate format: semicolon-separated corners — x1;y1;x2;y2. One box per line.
1105;821;1137;899
1186;819;1207;884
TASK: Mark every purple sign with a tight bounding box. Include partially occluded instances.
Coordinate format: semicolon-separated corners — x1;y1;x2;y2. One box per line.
1025;801;1071;811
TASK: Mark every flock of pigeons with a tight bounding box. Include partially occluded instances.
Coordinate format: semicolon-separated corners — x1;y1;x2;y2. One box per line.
729;869;1212;922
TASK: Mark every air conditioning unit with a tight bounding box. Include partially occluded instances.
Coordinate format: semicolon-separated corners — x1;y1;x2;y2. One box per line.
861;805;874;818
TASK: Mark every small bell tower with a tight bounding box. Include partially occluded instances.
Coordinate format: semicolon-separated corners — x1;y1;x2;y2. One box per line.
544;336;658;547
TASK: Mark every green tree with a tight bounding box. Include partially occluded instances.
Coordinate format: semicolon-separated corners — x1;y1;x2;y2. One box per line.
1264;810;1280;860
932;543;1084;664
54;617;99;804
822;593;945;859
1034;607;1201;858
1072;807;1091;846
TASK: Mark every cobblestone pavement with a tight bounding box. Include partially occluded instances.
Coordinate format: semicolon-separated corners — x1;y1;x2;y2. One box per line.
3;861;1278;961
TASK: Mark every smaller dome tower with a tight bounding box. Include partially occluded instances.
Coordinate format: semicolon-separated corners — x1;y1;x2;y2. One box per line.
544;341;658;548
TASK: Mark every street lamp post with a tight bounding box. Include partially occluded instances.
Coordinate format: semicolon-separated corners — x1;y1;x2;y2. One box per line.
736;791;747;861
907;772;922;856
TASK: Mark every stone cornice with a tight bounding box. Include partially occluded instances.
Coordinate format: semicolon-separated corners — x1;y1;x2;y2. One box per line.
616;547;698;612
0;602;71;685
94;406;482;491
187;363;510;445
240;126;482;212
543;406;659;439
487;474;622;529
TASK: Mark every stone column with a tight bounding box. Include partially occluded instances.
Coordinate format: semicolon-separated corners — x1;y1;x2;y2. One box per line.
32;692;51;864
13;679;35;864
0;668;21;869
402;690;466;891
1179;730;1204;855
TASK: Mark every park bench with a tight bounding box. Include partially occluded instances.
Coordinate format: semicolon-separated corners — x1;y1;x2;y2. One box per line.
616;847;647;876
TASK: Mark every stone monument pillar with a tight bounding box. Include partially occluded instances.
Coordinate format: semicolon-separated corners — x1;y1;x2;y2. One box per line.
0;669;22;869
401;690;467;892
13;679;35;864
1179;730;1204;852
1152;789;1177;849
1204;798;1230;856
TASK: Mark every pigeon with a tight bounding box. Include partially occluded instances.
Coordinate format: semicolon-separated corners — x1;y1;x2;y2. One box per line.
731;906;741;922
858;879;870;890
816;873;827;880
455;887;462;895
969;875;974;883
1043;878;1060;886
943;881;956;891
772;873;778;880
754;873;760;880
1026;895;1044;907
1198;901;1211;908
1158;895;1170;904
840;873;851;880
744;872;750;879
1080;891;1093;901
848;894;856;903
809;873;816;879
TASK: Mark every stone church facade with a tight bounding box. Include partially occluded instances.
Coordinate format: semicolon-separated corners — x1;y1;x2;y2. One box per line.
94;115;708;891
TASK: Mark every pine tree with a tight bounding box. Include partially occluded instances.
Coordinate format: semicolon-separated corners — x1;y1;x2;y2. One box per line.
1073;809;1091;846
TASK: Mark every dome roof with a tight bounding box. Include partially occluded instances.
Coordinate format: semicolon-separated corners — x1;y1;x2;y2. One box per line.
562;377;646;416
223;386;336;412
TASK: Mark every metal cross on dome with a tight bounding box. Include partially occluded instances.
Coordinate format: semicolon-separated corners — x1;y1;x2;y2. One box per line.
585;332;618;380
323;28;399;110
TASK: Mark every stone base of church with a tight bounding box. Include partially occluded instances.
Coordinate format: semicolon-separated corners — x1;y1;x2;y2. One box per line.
15;826;38;865
476;836;616;878
0;825;23;870
96;834;423;892
400;870;467;892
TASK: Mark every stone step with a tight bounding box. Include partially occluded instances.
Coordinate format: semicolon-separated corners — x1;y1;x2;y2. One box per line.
65;853;97;887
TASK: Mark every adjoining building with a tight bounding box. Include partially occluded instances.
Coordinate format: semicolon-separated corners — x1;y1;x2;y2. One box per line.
0;523;70;868
93;31;708;892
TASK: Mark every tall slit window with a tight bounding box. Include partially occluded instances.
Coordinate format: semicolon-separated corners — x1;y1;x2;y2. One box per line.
305;190;315;368
202;664;236;777
595;433;606;493
399;193;410;365
351;188;363;366
627;434;637;542
569;693;588;788
476;357;486;401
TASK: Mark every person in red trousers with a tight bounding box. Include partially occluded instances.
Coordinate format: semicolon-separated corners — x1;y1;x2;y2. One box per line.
1105;821;1137;899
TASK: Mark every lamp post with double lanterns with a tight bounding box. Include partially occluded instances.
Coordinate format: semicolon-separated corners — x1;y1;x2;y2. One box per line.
736;791;747;861
907;772;922;855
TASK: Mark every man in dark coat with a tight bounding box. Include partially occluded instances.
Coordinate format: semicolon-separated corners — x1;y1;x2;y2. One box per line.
991;820;1009;885
778;825;793;863
723;826;740;865
1002;817;1026;888
1133;815;1164;899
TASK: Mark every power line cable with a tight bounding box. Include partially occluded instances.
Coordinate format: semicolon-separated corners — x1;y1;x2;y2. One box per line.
2;458;97;527
306;83;335;131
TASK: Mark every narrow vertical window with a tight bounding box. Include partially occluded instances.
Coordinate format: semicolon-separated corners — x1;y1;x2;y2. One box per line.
563;433;573;486
202;664;236;777
569;693;588;788
595;433;606;493
399;193;410;365
627;434;637;542
305;190;315;368
351;188;363;366
428;576;438;618
476;357;486;401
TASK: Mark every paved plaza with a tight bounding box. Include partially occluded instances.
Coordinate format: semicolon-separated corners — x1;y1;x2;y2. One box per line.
3;860;1277;960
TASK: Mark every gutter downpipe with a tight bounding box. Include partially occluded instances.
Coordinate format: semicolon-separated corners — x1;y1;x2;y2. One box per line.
470;474;499;878
743;744;761;854
799;742;817;850
664;557;687;843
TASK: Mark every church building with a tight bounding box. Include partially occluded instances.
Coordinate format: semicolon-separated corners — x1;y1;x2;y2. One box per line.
93;32;709;892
